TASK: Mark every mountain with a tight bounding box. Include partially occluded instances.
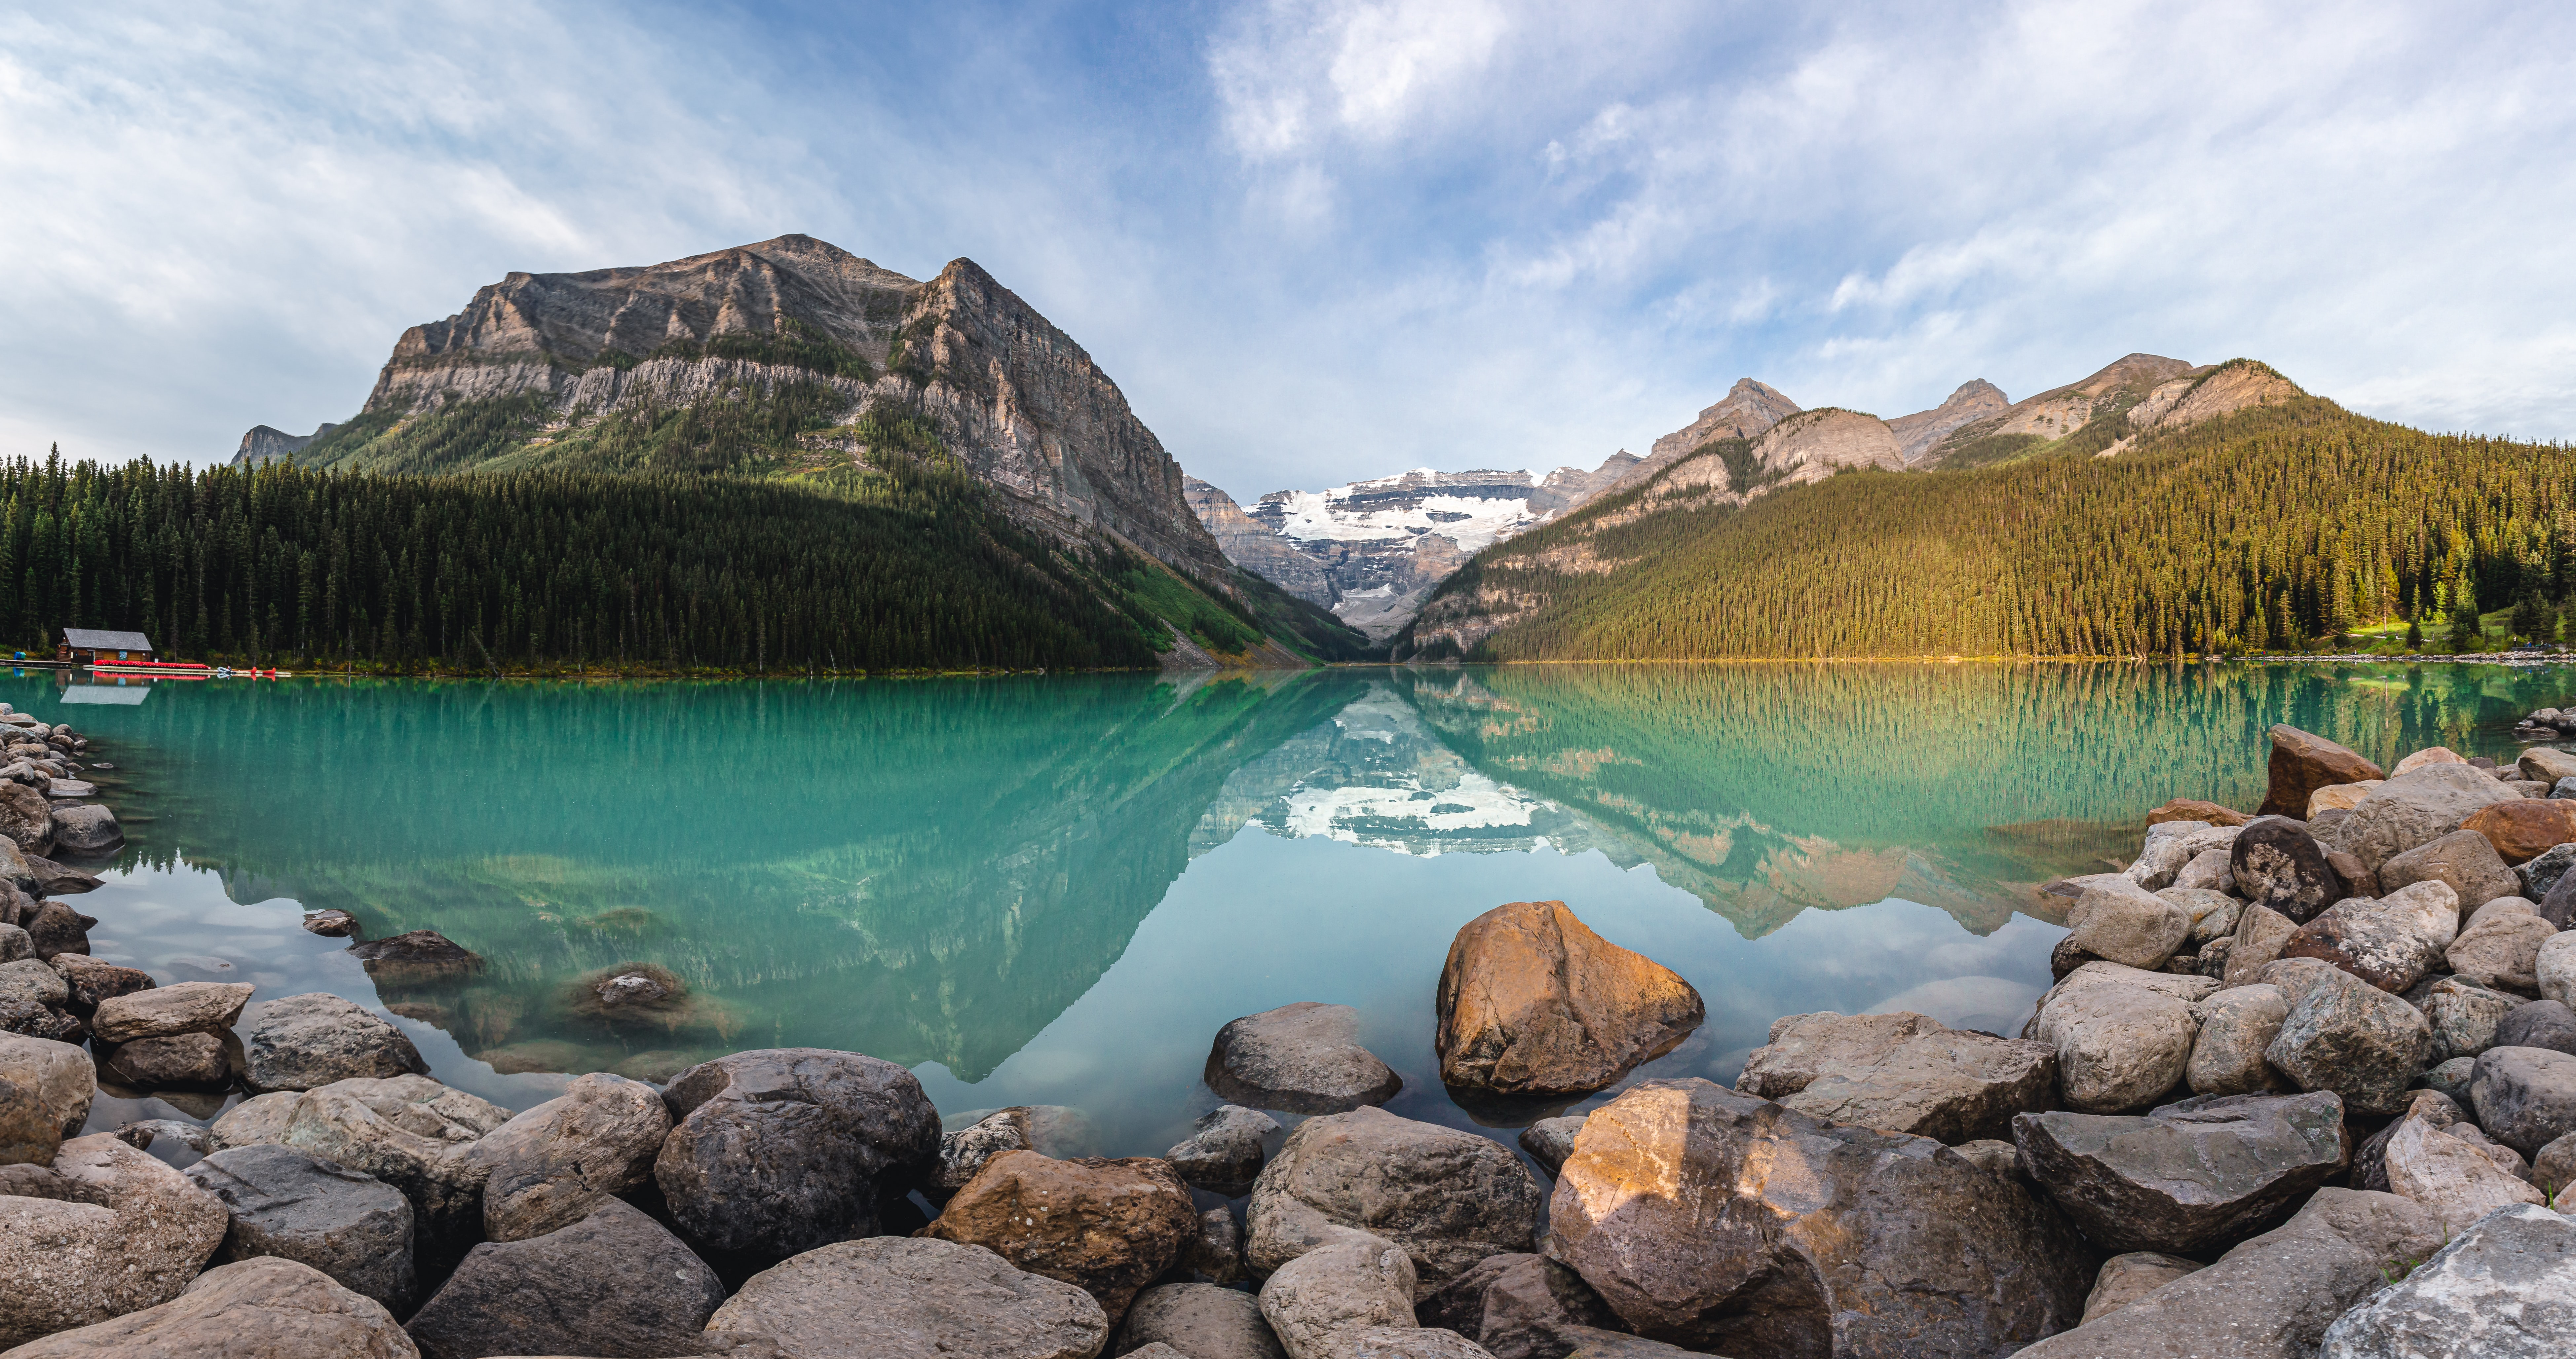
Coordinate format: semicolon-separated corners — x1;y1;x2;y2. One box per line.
1887;381;2007;465
234;422;336;465
1397;357;2481;661
1605;378;1800;494
1185;455;1638;639
232;235;1367;668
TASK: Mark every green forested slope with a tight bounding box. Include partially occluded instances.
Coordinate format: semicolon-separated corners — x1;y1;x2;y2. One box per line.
1402;397;2576;659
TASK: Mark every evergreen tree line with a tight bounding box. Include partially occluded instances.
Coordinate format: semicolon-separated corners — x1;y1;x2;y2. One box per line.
0;449;1173;673
1415;397;2576;660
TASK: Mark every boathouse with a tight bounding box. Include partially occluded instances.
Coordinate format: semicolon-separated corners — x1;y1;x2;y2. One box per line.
56;628;156;665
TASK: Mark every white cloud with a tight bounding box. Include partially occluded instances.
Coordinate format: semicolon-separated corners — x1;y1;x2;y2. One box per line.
1210;0;1510;162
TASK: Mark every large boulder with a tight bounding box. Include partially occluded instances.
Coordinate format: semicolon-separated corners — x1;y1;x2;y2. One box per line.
1735;1010;2055;1144
2080;1251;2203;1325
1435;900;1704;1097
2011;1091;2349;1254
0;1031;93;1165
0;780;51;852
0;1257;418;1358
2449;900;2561;996
101;1031;233;1089
2262;958;2435;1116
2332;764;2522;875
1246;1106;1544;1295
1259;1233;1420;1359
2160;887;2242;945
2259;724;2383;819
462;1070;668;1242
2463;797;2576;863
2011;1189;2448;1359
2184;983;2291;1095
1208;1003;1403;1115
2030;963;2212;1113
2066;880;2192;970
653;1047;940;1258
89;980;254;1043
2276;880;2459;993
0;1133;230;1348
705;1235;1109;1359
276;1075;515;1253
239;994;429;1093
2422;976;2525;1062
2379;829;2522;913
1416;1253;1617;1359
2469;1045;2576;1155
2379;1114;2548;1230
402;1198;724;1359
2231;816;2347;922
2317;1202;2575;1357
934;1104;1104;1197
2544;929;2576;1005
1166;1104;1281;1197
47;953;151;1012
923;1150;1199;1326
1542;1079;2095;1357
2224;904;2302;985
48;804;120;854
1118;1283;1286;1359
183;1143;416;1312
2495;1000;2576;1056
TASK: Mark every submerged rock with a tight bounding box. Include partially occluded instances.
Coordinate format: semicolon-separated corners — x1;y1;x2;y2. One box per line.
1435;900;1704;1097
348;929;484;987
1208;1002;1403;1115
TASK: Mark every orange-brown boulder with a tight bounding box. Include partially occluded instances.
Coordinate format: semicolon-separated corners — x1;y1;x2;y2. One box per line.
2460;799;2576;865
2148;798;2250;827
2258;725;2384;819
920;1150;1197;1325
1435;901;1704;1097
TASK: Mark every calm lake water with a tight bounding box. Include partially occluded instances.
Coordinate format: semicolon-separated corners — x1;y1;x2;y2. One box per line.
35;660;2576;1166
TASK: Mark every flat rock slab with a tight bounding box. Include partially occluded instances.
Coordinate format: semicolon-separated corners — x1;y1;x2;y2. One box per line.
1739;1010;2055;1144
1207;1002;1403;1115
1436;900;1704;1098
90;980;254;1042
403;1198;723;1359
706;1235;1109;1359
184;1142;415;1311
240;993;428;1093
1544;1078;2095;1357
2318;1202;2575;1357
2012;1091;2350;1255
0;1256;417;1358
1247;1106;1544;1296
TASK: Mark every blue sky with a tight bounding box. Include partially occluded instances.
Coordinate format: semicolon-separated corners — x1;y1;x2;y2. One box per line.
3;1;2572;503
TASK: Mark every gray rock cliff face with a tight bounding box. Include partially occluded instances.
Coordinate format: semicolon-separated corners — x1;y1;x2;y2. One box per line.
1887;380;2008;464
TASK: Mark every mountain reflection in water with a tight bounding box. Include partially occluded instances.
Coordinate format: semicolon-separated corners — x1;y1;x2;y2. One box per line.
36;660;2569;1151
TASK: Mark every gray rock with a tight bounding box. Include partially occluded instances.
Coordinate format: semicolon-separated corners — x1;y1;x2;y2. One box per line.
209;1090;304;1150
1117;1283;1285;1359
0;1256;414;1358
2232;816;2347;922
47;953;151;1011
2186;983;2291;1095
1953;1137;2021;1178
2448;900;2561;996
90;980;255;1043
705;1235;1109;1359
464;1070;669;1242
1166;1104;1280;1197
2544;929;2576;1005
1737;1009;2056;1143
2012;1090;2350;1254
2068;879;2192;970
1259;1233;1418;1359
2262;957;2435;1115
2318;1202;2575;1357
48;803;120;853
112;1120;209;1157
2011;1189;2449;1359
2126;823;2212;891
935;1104;1104;1197
1346;1329;1496;1358
2032;963;2208;1113
2379;1114;2547;1229
2494;1000;2576;1056
403;1198;723;1359
0;956;68;1008
19;899;86;961
103;1031;233;1088
239;993;428;1093
0;920;26;962
2470;1045;2576;1154
1208;1002;1403;1115
2424;1055;2480;1102
654;1047;940;1258
2352;1089;2465;1193
1246;1106;1543;1295
2534;1130;2576;1197
2540;867;2576;929
2158;887;2242;945
1543;1078;2095;1356
2225;904;2301;985
1416;1253;1616;1359
2422;976;2523;1062
2081;1250;2204;1325
0;1031;93;1166
301;909;360;937
278;1075;515;1254
2172;848;2236;895
2379;829;2522;918
1183;1205;1247;1285
0;1133;231;1348
2333;764;2522;875
183;1143;415;1311
1516;1117;1583;1176
2519;840;2576;898
2275;880;2458;994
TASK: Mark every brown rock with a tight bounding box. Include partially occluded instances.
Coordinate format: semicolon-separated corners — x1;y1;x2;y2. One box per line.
1543;1078;2095;1356
103;1032;233;1088
2462;798;2576;863
2324;850;2378;899
1435;900;1704;1097
1416;1253;1617;1359
2392;747;2468;775
0;1133;230;1347
2080;1251;2203;1324
0;1256;416;1358
2520;747;2576;785
2259;725;2383;819
0;1032;93;1166
921;1150;1198;1326
2309;781;2386;817
2377;829;2521;914
90;980;255;1043
2147;798;2248;827
47;954;152;1013
0;781;51;852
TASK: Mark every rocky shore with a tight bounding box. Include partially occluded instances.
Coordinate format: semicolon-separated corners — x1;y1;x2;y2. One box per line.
4;723;2575;1356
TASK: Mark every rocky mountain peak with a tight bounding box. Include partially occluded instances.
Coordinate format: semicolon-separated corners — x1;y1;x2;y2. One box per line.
231;422;337;467
1888;379;2010;465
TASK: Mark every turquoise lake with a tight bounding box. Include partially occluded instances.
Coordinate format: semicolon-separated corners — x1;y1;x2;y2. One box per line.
33;660;2576;1163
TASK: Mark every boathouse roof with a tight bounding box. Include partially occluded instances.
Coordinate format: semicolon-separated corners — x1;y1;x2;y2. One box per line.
61;628;154;651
